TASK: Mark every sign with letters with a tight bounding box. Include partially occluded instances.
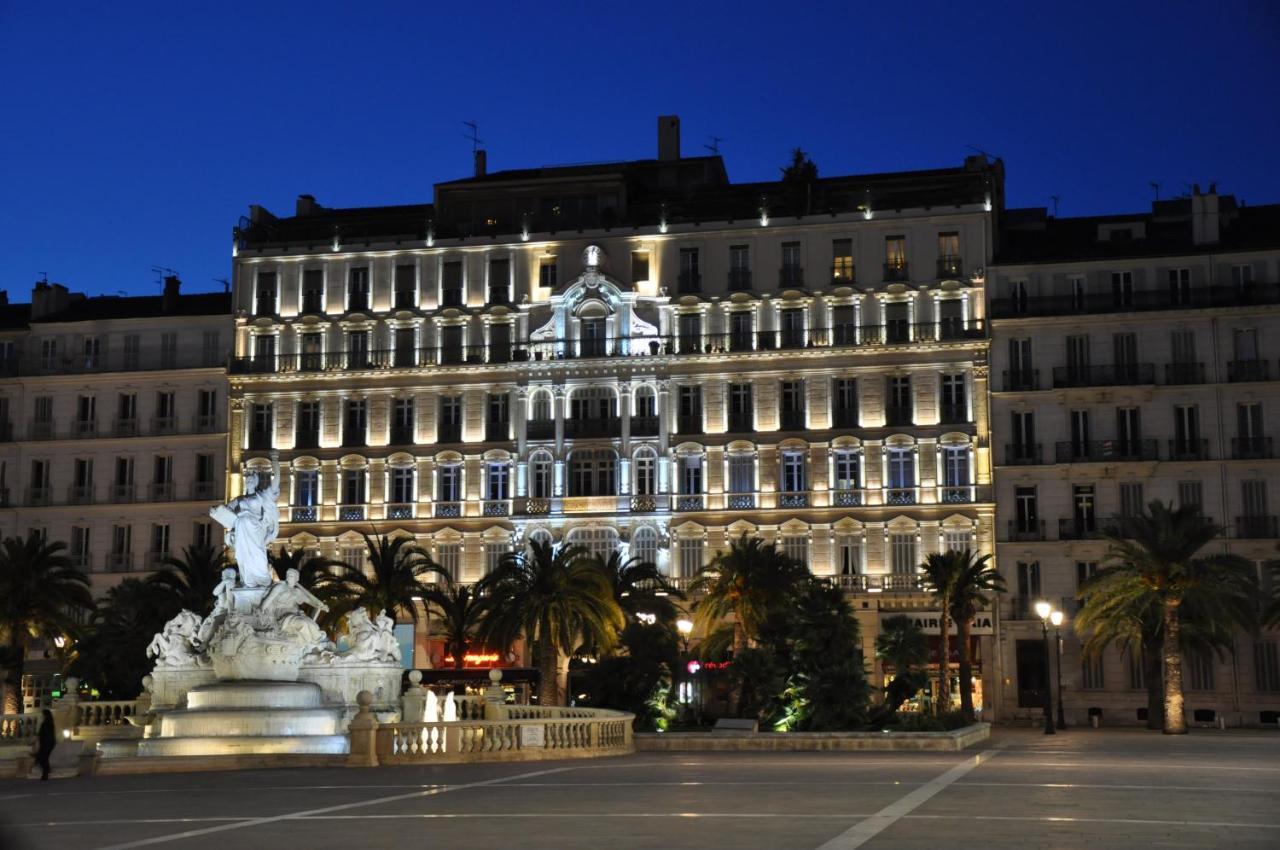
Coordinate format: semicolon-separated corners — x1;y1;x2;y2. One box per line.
892;611;994;636
519;724;546;748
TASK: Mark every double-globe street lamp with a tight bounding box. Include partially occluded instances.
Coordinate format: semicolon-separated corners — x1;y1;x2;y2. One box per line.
676;618;695;722
1033;601;1066;735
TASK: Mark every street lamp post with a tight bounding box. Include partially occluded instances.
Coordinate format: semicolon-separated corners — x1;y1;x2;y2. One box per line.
1050;609;1067;730
1034;600;1056;736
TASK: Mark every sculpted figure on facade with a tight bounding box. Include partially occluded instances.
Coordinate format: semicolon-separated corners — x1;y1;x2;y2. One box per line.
147;611;205;668
342;607;401;664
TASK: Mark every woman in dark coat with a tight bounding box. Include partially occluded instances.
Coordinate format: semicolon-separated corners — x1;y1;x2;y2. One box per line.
34;709;56;780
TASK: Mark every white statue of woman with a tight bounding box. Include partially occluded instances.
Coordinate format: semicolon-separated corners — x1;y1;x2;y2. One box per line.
209;452;279;588
443;691;457;722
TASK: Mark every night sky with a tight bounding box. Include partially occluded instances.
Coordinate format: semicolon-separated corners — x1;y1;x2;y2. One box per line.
2;0;1277;298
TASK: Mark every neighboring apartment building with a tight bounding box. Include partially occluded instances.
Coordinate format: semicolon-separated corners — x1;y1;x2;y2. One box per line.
0;278;232;709
229;117;1004;707
988;189;1280;726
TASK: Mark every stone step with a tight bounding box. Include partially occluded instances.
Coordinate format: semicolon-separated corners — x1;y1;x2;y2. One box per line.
136;734;349;758
158;707;342;739
186;681;322;710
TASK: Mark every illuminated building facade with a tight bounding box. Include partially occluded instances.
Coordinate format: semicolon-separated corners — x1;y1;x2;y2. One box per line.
229;117;1004;702
988;188;1280;725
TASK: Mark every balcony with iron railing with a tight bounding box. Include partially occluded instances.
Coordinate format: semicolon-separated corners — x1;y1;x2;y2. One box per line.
230;322;991;375
779;410;806;431
830;265;856;287
778;490;810;508
828;574;925;593
526;419;555;440
727;412;754;433
936;255;963;279
1007;519;1046;542
1164;362;1206;385
27;486;51;506
883;261;909;282
1058;517;1106;540
152;416;177;435
150;482;175;502
938;404;970;425
885;406;913;427
727;269;752;291
565;417;621;439
1054;439;1158;463
1052;363;1155;388
110;484;135;503
434;501;462;518
1002;369;1040;392
386;503;414;519
437;423;463;443
631;415;659;436
1235;515;1279;539
191;481;217;500
676;415;702;436
68;485;94;505
1168;438;1210;461
113;418;139;437
675;495;705;511
248;430;272;451
291;506;318;522
74;419;98;438
991;282;1280;319
778;267;804;289
485;421;510;442
1227;359;1270;382
1004;443;1042;465
1233;436;1274;459
884;487;918;505
831;488;865;507
104;553;132;573
339;504;367;521
677;271;701;294
831;407;858;428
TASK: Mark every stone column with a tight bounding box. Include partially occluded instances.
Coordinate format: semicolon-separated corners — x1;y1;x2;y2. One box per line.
553;385;566;454
346;690;380;767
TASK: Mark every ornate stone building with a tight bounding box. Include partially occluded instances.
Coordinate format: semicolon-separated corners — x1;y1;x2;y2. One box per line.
229;118;1002;704
988;189;1280;726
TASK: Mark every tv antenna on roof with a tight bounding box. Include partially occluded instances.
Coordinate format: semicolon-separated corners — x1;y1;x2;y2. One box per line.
704;136;722;155
36;272;48;284
1150;181;1161;201
1050;195;1060;217
965;144;1001;162
462;121;484;153
151;266;179;288
213;277;230;293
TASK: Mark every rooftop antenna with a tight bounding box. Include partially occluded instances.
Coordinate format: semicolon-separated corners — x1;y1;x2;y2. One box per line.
151;266;179;288
1050;195;1060;217
1149;181;1161;202
462;121;484;153
704;135;722;155
36;272;48;284
965;144;1001;162
213;277;230;294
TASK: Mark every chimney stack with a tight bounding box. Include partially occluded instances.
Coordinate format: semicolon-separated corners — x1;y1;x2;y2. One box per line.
474;149;487;177
31;281;70;320
658;115;680;161
162;275;181;312
1191;186;1221;246
296;194;318;216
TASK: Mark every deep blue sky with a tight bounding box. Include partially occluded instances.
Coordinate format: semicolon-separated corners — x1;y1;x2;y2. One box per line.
2;0;1277;298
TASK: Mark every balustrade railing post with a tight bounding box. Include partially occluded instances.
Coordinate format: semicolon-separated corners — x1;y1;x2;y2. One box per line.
347;690;381;767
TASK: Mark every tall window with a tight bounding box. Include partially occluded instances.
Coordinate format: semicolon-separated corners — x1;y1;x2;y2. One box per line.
539;257;558;290
438;395;462;442
1010;411;1036;461
1116;407;1141;456
529;451;553;499
1014;486;1038;534
889;532;917;575
487;257;510;304
780;450;806;493
294;469;319;508
1081;656;1105;690
677;385;701;434
437;465;461;502
780;241;802;286
1173;404;1200;456
782;534;808;567
442;261;464;307
832;378;858;427
484;541;508;575
677;537;704;577
392;398;415;444
884;235;906;275
940;374;966;423
569;450;616;497
394;263;417;308
727;454;755;496
1111;271;1133;308
678;248;701;293
255;272;278;315
832;238;854;283
343;399;367;447
632;527;659;568
150;524;171;559
728;245;751;290
886;447;915;503
629;251;648;284
1178;480;1203;513
1072;484;1096;532
161;332;177;368
390;467;415;505
835;533;862;575
347;266;370;311
679;454;703;496
296;401;320;448
941;445;969;501
677;313;702;354
1168;267;1192;306
886;376;912;425
832;450;859;493
780;380;805;429
634;448;656;496
435;542;462;581
1119;482;1144;519
728;383;753;431
302;269;325;313
486;462;510;501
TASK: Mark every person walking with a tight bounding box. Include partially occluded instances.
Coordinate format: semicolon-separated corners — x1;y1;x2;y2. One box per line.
34;709;56;780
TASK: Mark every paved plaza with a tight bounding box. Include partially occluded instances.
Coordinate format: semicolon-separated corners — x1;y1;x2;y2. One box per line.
2;728;1278;850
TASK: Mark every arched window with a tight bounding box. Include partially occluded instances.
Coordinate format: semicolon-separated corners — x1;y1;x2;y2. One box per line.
940;440;972;503
779;449;808;506
885;444;917;505
633;446;656;496
528;527;554;549
632;526;659;568
567;526;618;559
529;450;553;499
633;385;656;418
530;389;552;423
832;448;861;506
568;449;617;497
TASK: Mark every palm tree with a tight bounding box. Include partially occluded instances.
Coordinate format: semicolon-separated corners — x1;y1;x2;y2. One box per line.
590;550;682;624
149;543;229;616
480;540;623;706
917;550;968;712
691;534;808;658
944;551;1005;720
1083;501;1257;734
0;534;93;713
313;531;443;629
71;579;179;699
269;546;344;589
875;615;929;715
422;574;492;670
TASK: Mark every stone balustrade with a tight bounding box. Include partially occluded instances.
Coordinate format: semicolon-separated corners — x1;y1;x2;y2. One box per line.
77;700;140;728
0;714;39;740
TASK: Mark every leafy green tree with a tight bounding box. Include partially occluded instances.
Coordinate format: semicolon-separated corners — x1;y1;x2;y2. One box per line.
777;581;870;731
313;532;443;629
481;540;624;706
579;620;679;730
71;579;178;698
149;543;229;616
875;615;929;716
422;573;492;670
1082;501;1257;734
0;534;93;713
944;551;1005;720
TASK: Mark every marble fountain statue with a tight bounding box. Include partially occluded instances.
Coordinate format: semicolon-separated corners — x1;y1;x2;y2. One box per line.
103;454;405;759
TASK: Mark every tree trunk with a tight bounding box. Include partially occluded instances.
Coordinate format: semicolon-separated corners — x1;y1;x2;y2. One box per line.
727;621;748;717
2;636;25;715
957;615;974;720
1162;602;1187;734
936;607;951;714
451;637;465;670
537;638;561;706
1140;633;1163;730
